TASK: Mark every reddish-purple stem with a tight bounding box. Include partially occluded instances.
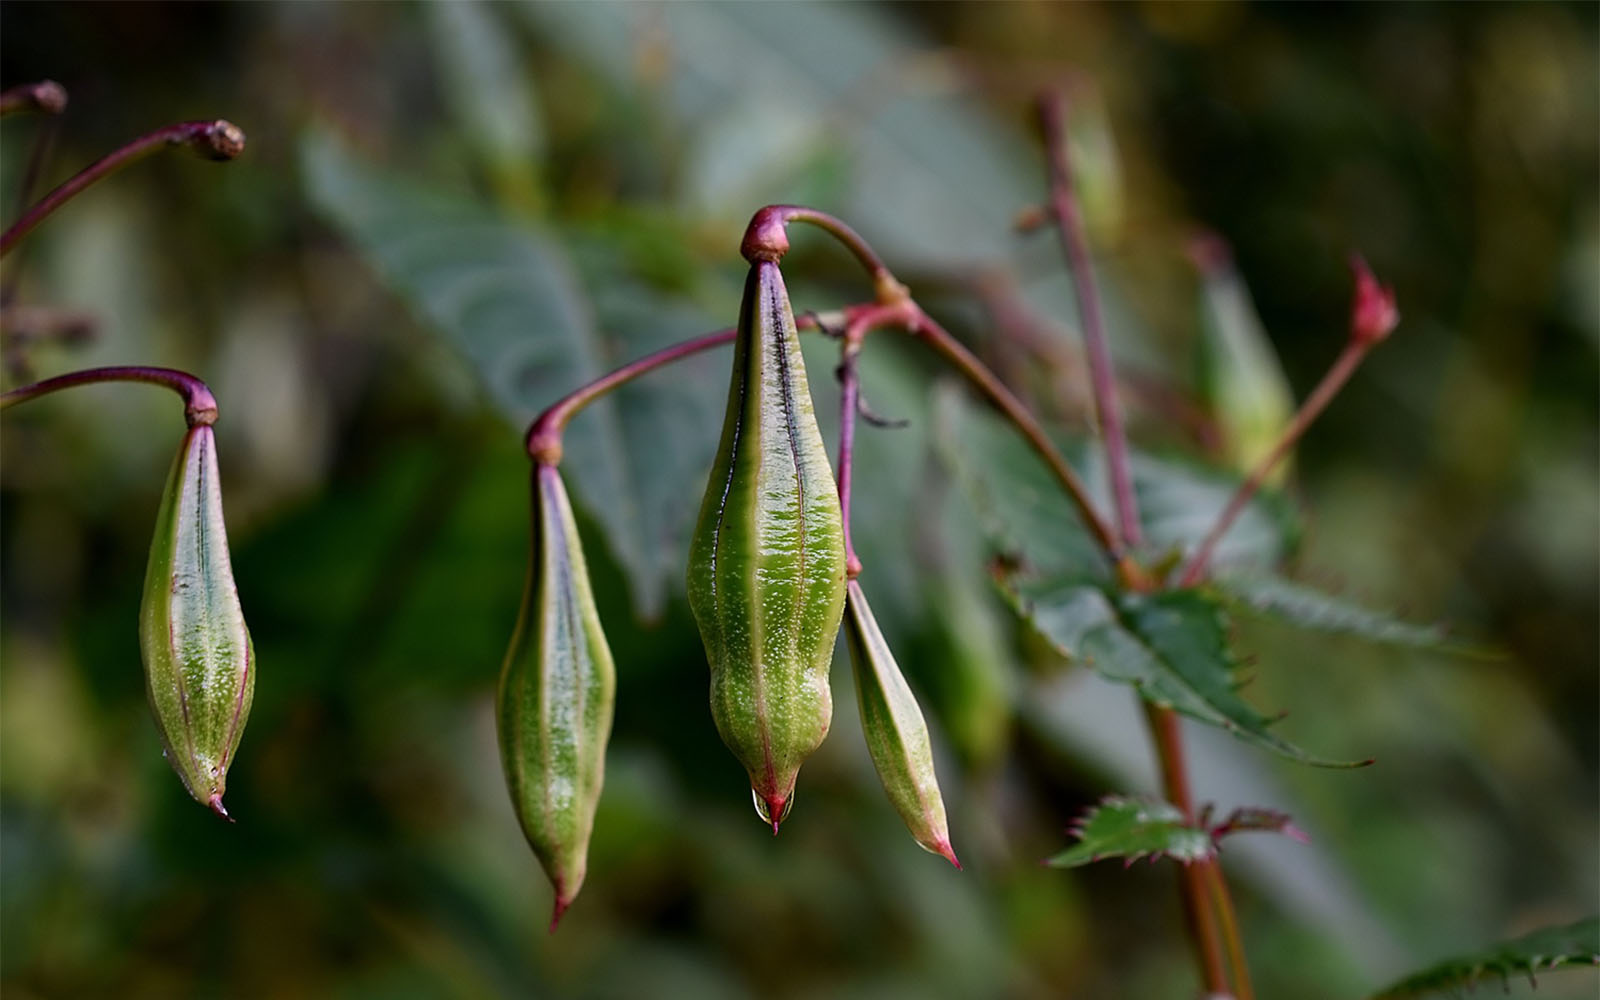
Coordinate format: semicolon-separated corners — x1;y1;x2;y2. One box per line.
1177;340;1371;587
831;304;904;579
1;119;244;258
836;349;863;579
0;365;218;426
524;314;844;464
906;306;1135;576
1037;93;1142;549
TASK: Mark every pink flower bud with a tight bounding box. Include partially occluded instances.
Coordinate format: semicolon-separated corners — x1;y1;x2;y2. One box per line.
1349;254;1398;346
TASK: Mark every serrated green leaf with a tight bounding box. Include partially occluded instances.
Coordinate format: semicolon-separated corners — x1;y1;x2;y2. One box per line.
300;130;713;618
1045;796;1212;868
1006;580;1364;767
1211;570;1488;655
932;384;1298;580
1369;918;1599;998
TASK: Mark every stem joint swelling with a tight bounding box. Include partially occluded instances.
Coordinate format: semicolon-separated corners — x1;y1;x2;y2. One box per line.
1;118;246;258
0;365;218;427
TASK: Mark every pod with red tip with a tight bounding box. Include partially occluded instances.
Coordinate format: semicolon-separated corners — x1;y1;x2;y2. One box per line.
139;423;254;817
497;463;616;929
844;580;959;868
686;256;847;832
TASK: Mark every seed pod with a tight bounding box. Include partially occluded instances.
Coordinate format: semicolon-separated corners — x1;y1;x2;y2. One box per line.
497;463;616;930
686;258;847;832
1191;234;1294;485
844;580;959;867
139;424;254;818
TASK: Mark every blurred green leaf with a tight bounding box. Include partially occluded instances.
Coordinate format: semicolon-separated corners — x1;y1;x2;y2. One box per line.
1045;796;1211;868
932;384;1298;579
1211;570;1484;654
1369;918;1599;998
425;0;545;211
301;130;713;619
1006;580;1362;766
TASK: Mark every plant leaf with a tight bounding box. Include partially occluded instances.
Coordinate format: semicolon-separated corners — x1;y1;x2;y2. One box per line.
932;384;1298;581
424;0;544;209
1210;570;1487;654
515;0;1165;366
1369;918;1600;998
300;130;707;618
1006;579;1365;767
1045;796;1212;868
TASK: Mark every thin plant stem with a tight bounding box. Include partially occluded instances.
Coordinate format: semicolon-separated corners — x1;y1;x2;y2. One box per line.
906;306;1135;576
1037;92;1142;547
524;311;841;463
1177;339;1371;587
0;365;218;426
832;303;907;579
743;205;900;300
1144;703;1232;996
1;119;245;258
740;204;1126;566
1205;858;1255;1000
836;342;864;579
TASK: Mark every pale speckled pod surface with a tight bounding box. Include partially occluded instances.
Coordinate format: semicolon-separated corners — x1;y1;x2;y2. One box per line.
686;260;847;828
844;580;958;867
497;463;616;927
139;425;255;814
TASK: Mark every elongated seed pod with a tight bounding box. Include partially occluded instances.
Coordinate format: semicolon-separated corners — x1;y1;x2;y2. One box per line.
497;463;616;930
844;580;959;867
686;258;847;832
140;424;254;818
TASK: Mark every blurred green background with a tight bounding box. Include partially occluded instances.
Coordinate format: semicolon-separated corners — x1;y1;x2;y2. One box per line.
1;3;1595;998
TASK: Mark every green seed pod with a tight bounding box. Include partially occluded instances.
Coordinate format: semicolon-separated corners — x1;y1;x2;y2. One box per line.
1192;234;1294;485
497;463;616;930
844;580;959;867
686;258;847;832
139;424;254;818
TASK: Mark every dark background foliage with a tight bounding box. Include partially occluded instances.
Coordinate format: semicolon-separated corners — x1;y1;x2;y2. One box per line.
1;3;1595;997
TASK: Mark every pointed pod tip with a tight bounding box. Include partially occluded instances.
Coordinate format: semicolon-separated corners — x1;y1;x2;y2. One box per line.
936;841;962;870
207;794;235;823
549;896;571;934
751;786;794;833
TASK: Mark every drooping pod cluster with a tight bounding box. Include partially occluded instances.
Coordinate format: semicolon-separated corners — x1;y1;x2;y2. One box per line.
496;462;616;930
685;250;849;831
498;211;961;926
140;421;255;818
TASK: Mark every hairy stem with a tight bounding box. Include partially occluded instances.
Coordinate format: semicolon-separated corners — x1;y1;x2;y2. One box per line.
1037;92;1142;547
1178;339;1371;587
0;365;218;426
1;119;245;258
